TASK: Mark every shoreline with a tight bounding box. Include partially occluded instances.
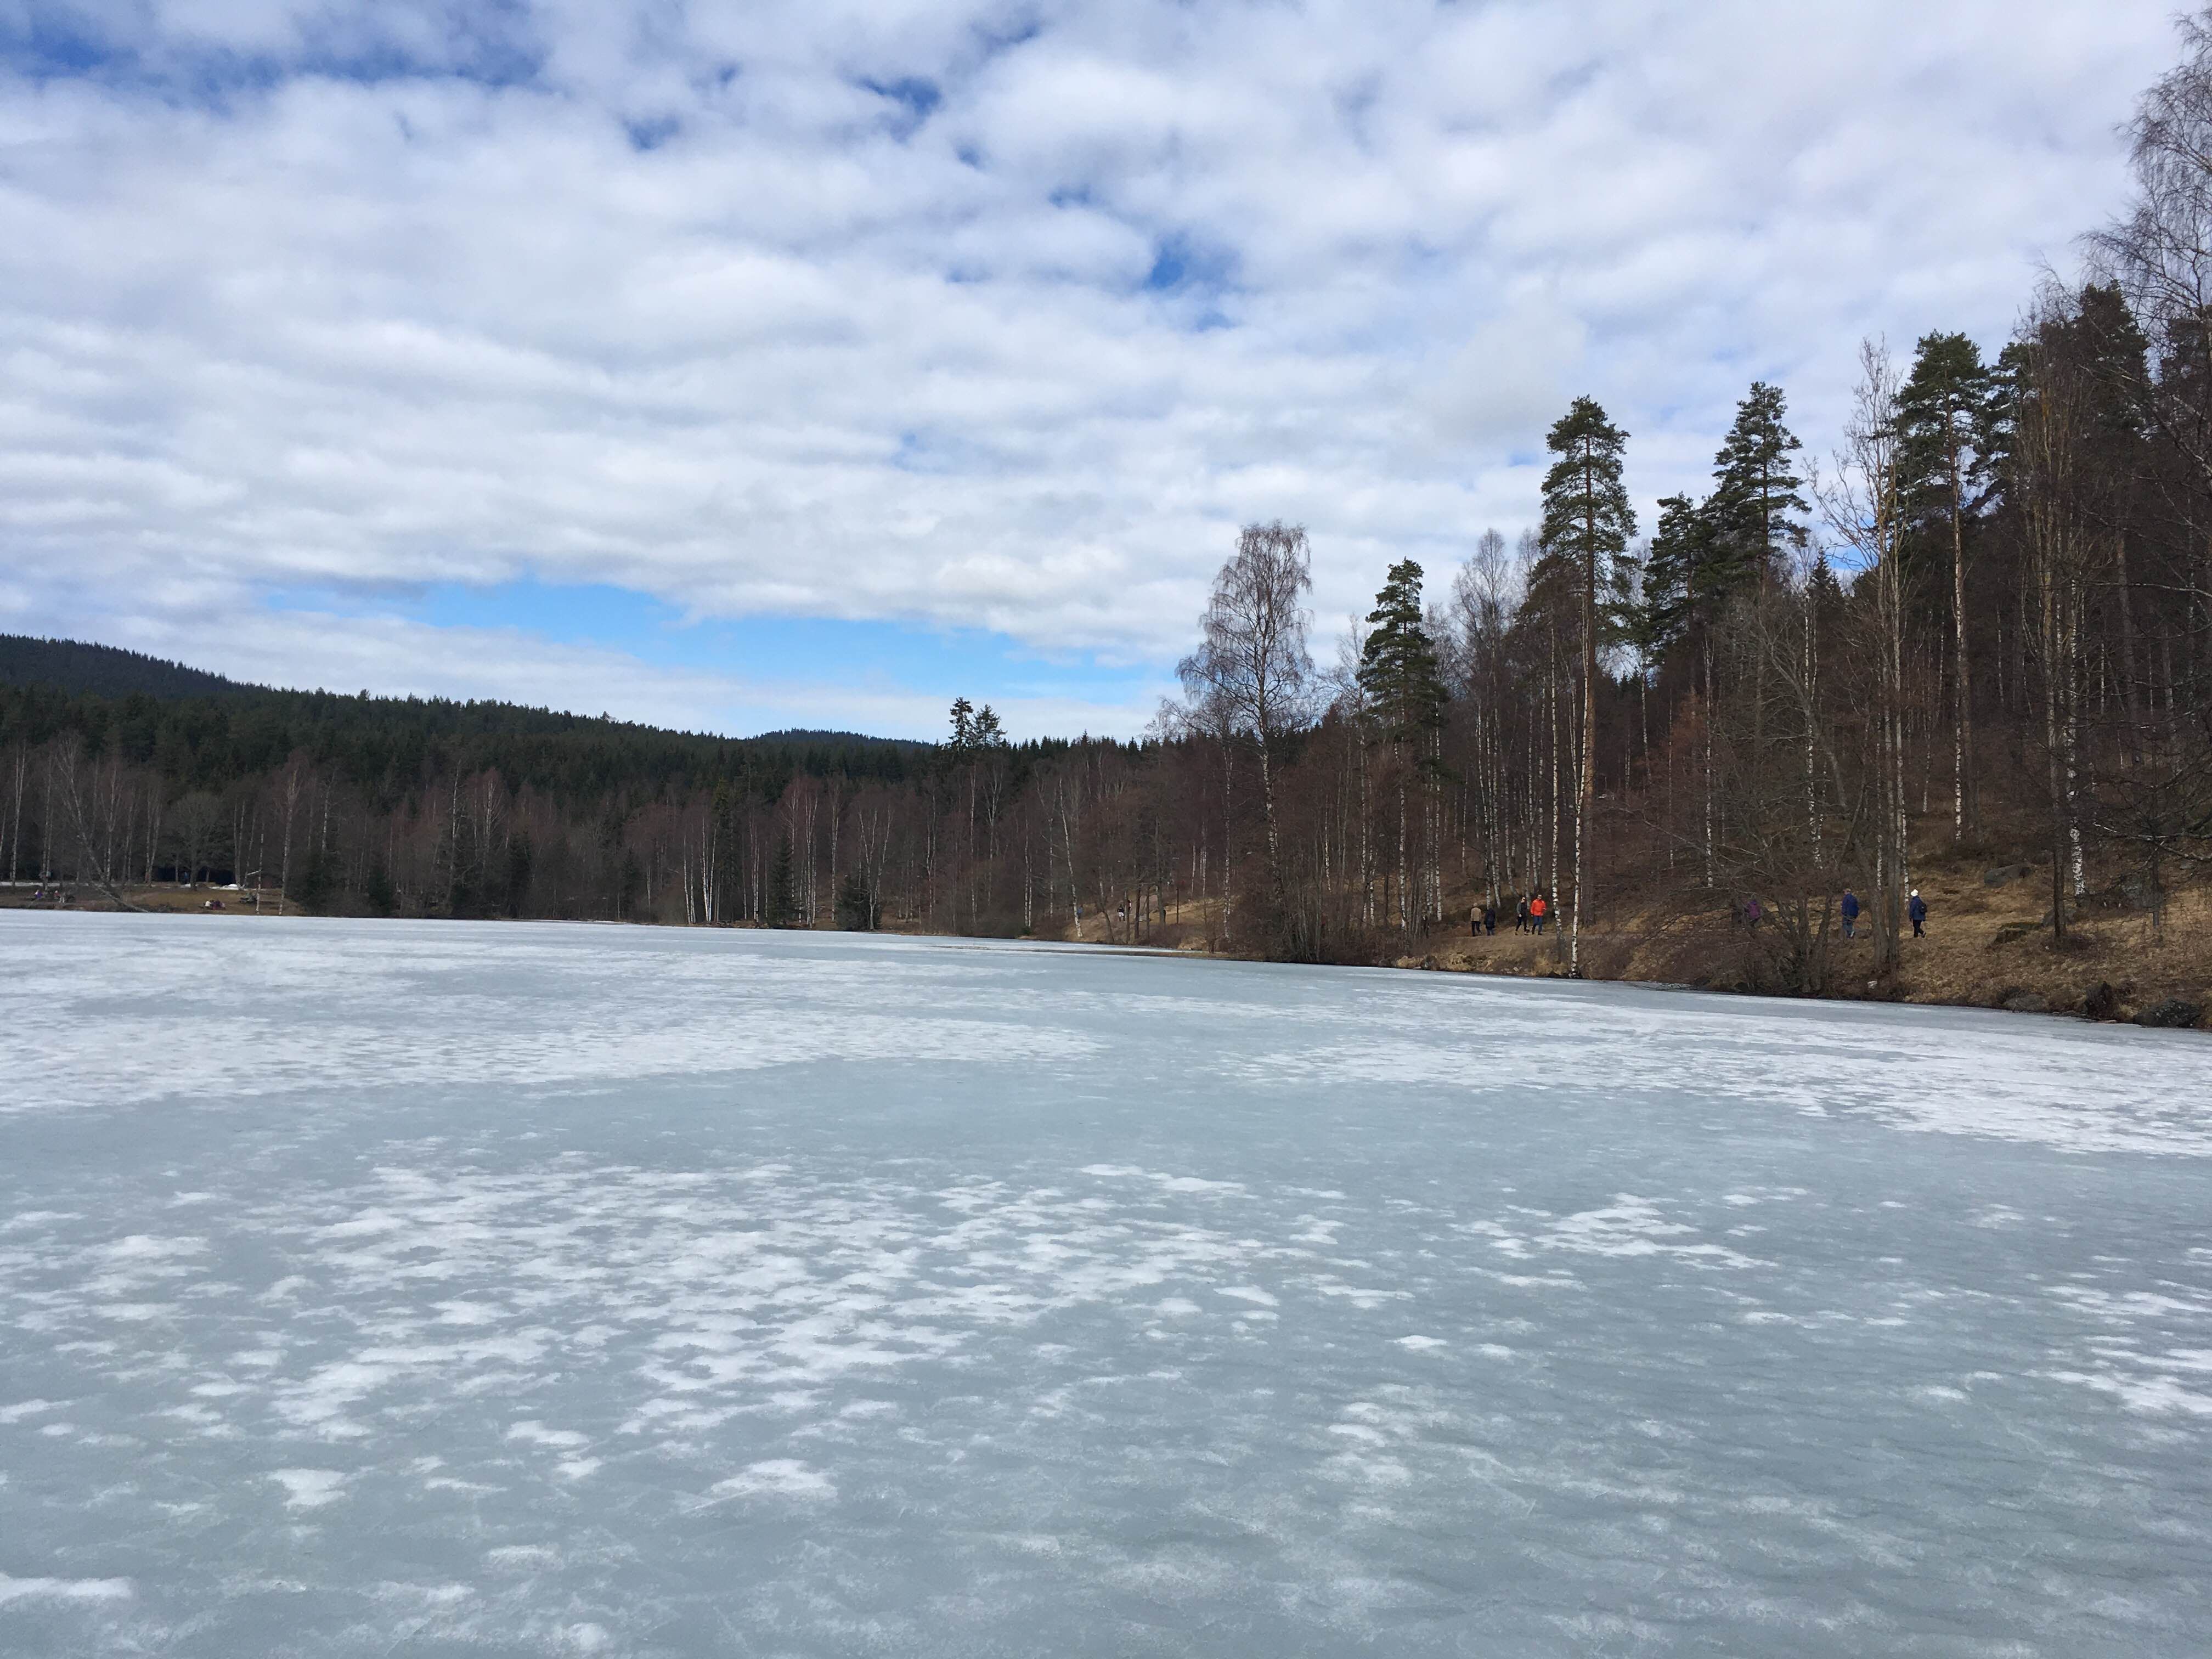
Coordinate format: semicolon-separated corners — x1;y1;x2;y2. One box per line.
8;887;2205;1034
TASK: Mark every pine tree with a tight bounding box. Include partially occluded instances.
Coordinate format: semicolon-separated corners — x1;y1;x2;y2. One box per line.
1357;560;1449;933
1898;331;1999;843
768;832;797;926
1358;561;1448;748
1537;398;1639;625
836;871;876;930
1706;380;1808;595
1635;494;1706;662
1536;396;1637;975
944;697;1006;929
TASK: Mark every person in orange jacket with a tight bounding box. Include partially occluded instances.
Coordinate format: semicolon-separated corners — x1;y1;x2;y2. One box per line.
1530;890;1549;934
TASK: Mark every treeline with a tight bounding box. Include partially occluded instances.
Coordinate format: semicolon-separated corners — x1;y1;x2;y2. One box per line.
0;642;933;923
9;25;2212;980
0;644;1179;935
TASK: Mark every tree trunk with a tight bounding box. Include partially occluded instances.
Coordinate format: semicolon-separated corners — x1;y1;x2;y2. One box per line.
1573;545;1596;977
1943;447;1970;844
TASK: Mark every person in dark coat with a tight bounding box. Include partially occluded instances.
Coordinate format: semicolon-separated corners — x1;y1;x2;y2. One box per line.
1482;902;1498;935
1908;888;1927;938
1840;888;1860;939
1515;896;1530;933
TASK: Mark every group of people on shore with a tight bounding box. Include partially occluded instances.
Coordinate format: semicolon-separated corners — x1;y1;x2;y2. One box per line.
1465;885;1932;942
1469;893;1550;935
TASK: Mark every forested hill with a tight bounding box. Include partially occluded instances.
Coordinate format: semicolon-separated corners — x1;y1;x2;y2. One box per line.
0;635;253;702
0;634;927;812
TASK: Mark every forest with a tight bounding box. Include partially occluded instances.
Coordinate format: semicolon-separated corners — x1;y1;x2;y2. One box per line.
8;28;2212;1000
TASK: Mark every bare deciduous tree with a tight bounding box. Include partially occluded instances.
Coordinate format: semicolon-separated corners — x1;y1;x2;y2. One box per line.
2013;304;2112;934
1177;522;1316;893
1821;340;1914;975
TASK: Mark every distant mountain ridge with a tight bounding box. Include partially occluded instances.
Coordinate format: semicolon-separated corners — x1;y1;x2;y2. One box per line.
0;634;921;751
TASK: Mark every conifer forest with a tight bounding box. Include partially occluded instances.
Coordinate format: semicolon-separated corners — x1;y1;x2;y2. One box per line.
9;31;2212;1000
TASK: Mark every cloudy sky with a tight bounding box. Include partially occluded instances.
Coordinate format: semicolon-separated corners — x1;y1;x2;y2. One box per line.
0;0;2184;738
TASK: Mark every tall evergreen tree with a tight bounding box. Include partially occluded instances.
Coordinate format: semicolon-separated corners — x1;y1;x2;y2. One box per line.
1536;396;1637;973
1357;560;1449;931
1897;331;1999;842
768;831;797;926
1636;493;1705;662
1536;398;1639;624
1358;560;1448;748
946;697;1006;756
1706;381;1808;594
944;696;1007;929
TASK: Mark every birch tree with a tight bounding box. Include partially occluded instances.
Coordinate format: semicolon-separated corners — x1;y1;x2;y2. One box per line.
1821;341;1913;975
2011;309;2113;934
1177;522;1315;898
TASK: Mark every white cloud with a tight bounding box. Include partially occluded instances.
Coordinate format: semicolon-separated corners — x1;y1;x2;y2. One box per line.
0;0;2183;721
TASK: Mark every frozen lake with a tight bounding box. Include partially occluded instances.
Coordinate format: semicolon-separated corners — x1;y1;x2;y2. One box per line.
2;912;2210;1656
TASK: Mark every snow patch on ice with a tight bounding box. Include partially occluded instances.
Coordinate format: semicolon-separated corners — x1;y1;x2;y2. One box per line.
1472;1195;1765;1271
0;1573;132;1606
1083;1164;1244;1195
2047;1369;2212;1417
270;1469;349;1509
1237;989;2212;1156
484;1545;560;1570
704;1459;835;1502
505;1421;589;1449
3;926;1107;1117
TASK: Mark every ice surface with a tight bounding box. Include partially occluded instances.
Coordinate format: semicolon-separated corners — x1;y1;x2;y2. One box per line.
2;911;2210;1655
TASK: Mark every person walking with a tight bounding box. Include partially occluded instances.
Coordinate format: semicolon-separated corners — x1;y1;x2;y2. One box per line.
1530;891;1549;935
1482;901;1497;936
1515;896;1530;933
1840;888;1860;940
1908;888;1927;938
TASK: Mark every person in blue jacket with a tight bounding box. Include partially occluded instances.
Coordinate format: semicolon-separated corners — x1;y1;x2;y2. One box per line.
1840;888;1860;939
1908;888;1928;938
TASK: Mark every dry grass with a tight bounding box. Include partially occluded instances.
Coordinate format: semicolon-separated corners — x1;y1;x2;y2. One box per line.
1054;860;2209;1030
1404;854;2210;1028
1878;853;2210;1023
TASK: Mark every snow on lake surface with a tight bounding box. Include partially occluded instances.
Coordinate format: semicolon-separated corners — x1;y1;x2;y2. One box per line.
2;912;2209;1656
